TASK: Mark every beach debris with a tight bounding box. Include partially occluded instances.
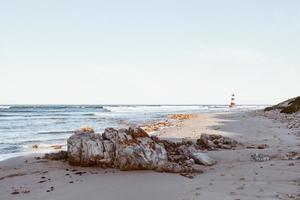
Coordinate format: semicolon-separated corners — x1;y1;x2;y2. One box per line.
180;173;195;179
197;133;239;150
11;187;30;195
0;173;26;181
251;153;270;162
141;120;173;133
51;144;63;150
276;193;300;200
168;114;194;120
247;144;269;149
65;126;215;173
257;144;269;149
11;191;20;195
74;171;87;176
77;127;95;134
283;151;300;160
44;151;68;160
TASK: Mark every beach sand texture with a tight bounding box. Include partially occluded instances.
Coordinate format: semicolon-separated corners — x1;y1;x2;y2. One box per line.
0;111;299;200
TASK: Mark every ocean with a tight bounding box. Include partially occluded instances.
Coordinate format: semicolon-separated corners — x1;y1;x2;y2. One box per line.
0;105;264;161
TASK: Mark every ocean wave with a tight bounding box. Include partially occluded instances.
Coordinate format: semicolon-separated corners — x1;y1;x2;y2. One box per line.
0;105;109;113
0;106;10;110
19;138;68;145
37;130;73;135
82;113;97;116
0;145;19;153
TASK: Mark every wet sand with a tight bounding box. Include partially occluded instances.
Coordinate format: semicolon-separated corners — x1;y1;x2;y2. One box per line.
0;111;299;200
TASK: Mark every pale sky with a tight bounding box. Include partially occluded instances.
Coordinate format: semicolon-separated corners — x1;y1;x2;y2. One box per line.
0;0;299;105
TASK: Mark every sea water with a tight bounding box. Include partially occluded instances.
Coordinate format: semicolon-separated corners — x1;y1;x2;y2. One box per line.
0;105;264;161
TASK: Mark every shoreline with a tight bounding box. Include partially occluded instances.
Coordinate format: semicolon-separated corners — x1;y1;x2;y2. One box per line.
1;110;300;199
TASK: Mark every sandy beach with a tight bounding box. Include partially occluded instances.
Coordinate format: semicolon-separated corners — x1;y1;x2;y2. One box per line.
1;110;300;200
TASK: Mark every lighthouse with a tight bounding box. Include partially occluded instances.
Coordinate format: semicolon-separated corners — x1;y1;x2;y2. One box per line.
229;94;236;108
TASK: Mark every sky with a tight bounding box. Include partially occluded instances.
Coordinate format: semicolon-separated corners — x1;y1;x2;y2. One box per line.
0;0;299;105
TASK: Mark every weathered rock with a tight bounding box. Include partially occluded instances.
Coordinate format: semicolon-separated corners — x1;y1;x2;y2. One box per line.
65;126;218;173
102;128;118;141
44;151;68;160
115;127;168;170
102;140;115;167
67;128;105;166
191;152;217;166
197;133;238;150
81;134;105;166
155;161;201;173
155;161;186;173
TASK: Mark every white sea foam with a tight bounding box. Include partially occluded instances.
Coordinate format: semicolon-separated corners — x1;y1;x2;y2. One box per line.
0;106;10;110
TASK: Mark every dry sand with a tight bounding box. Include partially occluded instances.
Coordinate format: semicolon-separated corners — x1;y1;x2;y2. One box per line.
0;111;300;200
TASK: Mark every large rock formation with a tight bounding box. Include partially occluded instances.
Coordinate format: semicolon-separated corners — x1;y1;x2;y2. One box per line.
66;127;217;173
262;96;300;130
264;96;300;114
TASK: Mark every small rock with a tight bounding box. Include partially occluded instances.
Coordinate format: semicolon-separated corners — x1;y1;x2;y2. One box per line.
44;151;68;160
191;152;217;166
251;153;270;162
180;173;194;179
11;191;20;195
257;144;269;149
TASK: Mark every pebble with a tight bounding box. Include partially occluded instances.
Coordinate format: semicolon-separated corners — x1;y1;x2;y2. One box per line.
11;191;20;195
180;173;194;179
